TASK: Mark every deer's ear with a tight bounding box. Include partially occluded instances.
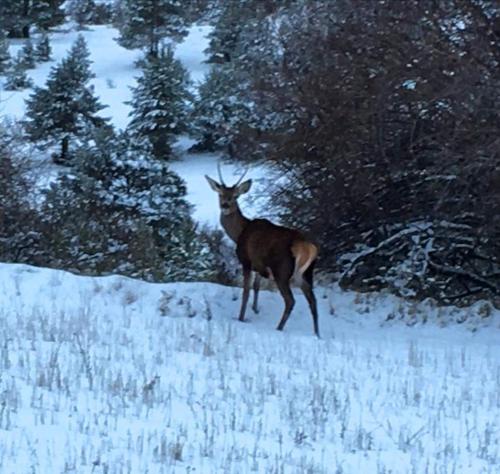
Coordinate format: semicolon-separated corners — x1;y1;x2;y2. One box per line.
236;179;252;196
205;175;222;193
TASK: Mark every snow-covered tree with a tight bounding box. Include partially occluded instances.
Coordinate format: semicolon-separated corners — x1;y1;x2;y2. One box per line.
24;35;108;163
35;33;52;62
66;0;96;29
0;121;40;263
205;0;287;63
190;65;249;152
31;0;66;31
0;30;10;73
115;0;189;58
20;38;36;68
40;129;211;281
4;54;33;90
190;1;279;154
127;47;192;159
205;2;245;64
0;0;27;37
0;0;64;38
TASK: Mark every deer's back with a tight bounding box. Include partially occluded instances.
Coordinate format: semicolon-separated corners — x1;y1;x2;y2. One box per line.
236;219;308;274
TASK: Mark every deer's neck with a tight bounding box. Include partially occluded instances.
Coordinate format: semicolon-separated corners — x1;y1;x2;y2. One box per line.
221;206;250;243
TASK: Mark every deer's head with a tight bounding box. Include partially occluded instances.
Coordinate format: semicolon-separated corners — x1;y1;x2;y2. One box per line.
205;166;252;216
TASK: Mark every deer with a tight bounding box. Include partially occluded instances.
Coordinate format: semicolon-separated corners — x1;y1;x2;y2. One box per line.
205;166;320;337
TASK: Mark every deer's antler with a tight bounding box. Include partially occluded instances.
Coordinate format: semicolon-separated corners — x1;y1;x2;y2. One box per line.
217;161;226;186
235;166;249;187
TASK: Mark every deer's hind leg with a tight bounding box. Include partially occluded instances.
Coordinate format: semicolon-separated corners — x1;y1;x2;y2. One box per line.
301;261;320;337
272;258;295;332
252;273;260;313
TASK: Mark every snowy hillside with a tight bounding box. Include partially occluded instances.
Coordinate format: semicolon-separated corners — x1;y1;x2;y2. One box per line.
0;262;499;473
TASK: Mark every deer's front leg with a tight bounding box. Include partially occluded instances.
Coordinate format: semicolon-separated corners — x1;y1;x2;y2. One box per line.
238;267;252;322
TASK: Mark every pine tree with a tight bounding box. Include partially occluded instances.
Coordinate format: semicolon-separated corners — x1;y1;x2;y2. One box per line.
0;1;25;37
66;0;96;29
35;33;52;62
25;35;108;163
20;39;36;68
0;123;40;263
190;66;239;151
191;1;278;153
127;47;192;159
205;0;281;63
40;129;210;281
206;2;245;64
4;54;33;90
115;0;189;57
0;30;10;74
30;0;65;31
0;0;64;38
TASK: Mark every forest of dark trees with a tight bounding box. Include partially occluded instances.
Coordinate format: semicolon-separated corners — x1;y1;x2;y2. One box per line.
1;0;499;306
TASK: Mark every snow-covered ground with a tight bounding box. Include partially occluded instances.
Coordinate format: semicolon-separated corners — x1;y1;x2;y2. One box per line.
0;262;499;473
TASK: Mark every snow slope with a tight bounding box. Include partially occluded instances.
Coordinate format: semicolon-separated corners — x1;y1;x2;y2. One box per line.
0;262;499;473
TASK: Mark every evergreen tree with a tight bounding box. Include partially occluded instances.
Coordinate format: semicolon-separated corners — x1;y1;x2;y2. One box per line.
40;129;210;281
184;0;218;23
190;65;244;151
191;1;276;153
206;2;245;64
90;3;114;25
4;54;33;90
127;47;192;159
0;0;64;38
31;0;65;31
115;0;189;57
35;33;52;62
0;123;40;263
205;0;288;63
0;30;10;74
0;0;26;38
20;38;36;68
24;35;108;163
66;0;96;29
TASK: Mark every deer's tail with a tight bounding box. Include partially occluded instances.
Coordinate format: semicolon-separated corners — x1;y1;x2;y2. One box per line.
291;240;318;277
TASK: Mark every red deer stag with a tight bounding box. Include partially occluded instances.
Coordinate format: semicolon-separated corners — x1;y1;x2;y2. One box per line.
205;167;320;337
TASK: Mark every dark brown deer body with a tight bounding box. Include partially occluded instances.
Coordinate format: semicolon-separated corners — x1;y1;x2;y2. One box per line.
205;172;320;337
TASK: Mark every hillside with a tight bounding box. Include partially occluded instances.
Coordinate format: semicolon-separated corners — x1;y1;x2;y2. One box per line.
0;262;499;473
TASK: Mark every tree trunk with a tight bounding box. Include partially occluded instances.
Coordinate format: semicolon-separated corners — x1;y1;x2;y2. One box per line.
54;136;69;164
22;0;30;38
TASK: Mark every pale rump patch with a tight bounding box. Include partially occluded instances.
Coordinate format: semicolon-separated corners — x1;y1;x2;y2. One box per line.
291;241;318;276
